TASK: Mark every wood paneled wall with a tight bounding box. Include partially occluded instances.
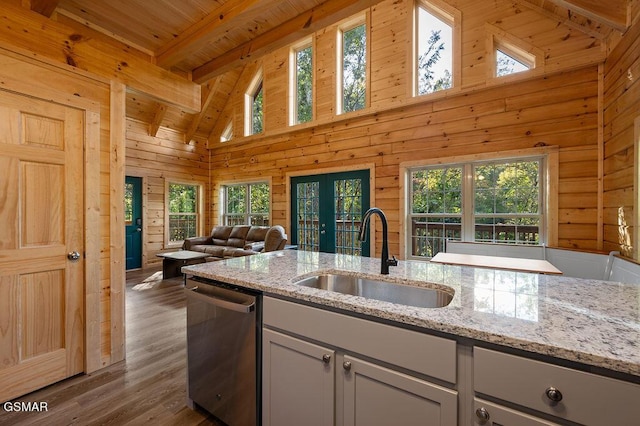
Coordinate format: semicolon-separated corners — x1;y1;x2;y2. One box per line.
125;120;211;267
603;18;640;258
208;0;604;256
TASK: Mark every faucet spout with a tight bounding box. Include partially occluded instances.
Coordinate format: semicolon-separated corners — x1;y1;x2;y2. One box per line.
359;207;398;275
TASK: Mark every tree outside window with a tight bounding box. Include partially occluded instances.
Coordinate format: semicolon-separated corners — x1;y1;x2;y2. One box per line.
496;49;531;77
294;45;313;124
416;4;453;95
252;82;263;134
168;182;199;244
223;182;270;226
341;23;366;113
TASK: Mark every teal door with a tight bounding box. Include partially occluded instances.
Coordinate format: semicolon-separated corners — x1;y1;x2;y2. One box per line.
291;170;370;256
125;176;143;270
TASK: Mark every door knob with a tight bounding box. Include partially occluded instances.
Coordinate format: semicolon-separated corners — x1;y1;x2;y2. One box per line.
136;227;142;232
67;251;81;261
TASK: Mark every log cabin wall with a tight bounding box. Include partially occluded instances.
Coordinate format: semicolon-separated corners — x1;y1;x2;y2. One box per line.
125;120;211;268
603;17;640;259
208;0;606;257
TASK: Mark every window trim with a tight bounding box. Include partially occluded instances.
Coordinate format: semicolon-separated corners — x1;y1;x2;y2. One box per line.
164;179;203;248
244;69;264;136
485;23;545;80
336;13;370;115
399;147;558;260
289;37;314;126
219;179;272;226
412;0;461;97
220;120;233;142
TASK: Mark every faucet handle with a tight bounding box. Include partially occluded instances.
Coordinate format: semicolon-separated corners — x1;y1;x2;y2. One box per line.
388;255;398;267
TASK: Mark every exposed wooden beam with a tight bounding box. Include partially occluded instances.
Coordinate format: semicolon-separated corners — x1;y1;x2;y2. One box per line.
155;0;263;68
184;78;221;143
148;102;168;137
518;0;610;40
25;0;60;17
547;0;628;31
192;0;386;83
0;3;201;113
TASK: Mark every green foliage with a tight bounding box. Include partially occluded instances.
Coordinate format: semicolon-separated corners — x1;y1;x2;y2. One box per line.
496;50;529;77
252;83;263;134
418;30;452;95
411;167;462;214
474;161;539;215
296;46;313;124
342;24;366;112
169;183;197;213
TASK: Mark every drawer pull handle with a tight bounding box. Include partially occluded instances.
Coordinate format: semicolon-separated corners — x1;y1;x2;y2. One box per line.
545;386;563;402
322;354;331;364
475;407;490;423
343;361;352;371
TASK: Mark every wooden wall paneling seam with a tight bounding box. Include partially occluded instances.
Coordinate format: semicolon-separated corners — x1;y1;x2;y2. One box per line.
598;63;605;250
110;81;126;363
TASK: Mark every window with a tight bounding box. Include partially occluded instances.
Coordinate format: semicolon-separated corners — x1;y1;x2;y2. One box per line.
496;45;533;77
408;157;544;259
339;19;367;114
291;42;313;125
167;182;201;246
415;1;454;95
220;121;233;142
245;70;263;136
222;182;270;226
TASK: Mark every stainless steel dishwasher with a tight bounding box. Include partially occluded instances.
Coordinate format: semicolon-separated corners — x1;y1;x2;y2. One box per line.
185;277;261;426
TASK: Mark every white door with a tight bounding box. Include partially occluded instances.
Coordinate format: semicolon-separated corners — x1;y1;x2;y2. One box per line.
0;90;85;402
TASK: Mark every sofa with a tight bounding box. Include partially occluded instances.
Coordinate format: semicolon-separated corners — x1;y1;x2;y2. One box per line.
182;225;288;259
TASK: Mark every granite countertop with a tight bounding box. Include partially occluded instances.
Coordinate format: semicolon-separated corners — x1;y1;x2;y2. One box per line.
182;250;640;378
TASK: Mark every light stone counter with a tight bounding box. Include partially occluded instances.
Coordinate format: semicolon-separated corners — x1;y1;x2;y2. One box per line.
182;250;640;379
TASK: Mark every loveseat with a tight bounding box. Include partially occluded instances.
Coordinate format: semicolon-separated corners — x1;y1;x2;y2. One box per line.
182;225;287;259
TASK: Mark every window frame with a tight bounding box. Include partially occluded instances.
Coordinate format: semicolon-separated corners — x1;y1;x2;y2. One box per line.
220;180;271;226
165;180;203;248
337;14;369;115
290;38;314;126
401;148;558;260
244;69;264;136
485;23;545;80
413;0;461;98
220;120;233;142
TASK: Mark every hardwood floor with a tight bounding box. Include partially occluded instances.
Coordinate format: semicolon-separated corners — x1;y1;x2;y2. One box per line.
0;267;223;426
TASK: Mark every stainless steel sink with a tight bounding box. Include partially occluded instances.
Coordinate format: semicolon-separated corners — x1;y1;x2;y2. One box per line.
294;273;453;308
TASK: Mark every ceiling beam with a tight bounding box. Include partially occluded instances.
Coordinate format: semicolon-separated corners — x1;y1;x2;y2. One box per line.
184;77;221;143
0;3;201;113
155;0;264;68
192;0;387;83
547;0;628;31
148;102;168;137
25;0;60;18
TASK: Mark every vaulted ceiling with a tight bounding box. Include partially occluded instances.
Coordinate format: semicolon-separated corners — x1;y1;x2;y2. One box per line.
27;0;633;143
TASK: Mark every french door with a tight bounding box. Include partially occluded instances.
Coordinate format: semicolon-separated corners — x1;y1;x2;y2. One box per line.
291;170;370;256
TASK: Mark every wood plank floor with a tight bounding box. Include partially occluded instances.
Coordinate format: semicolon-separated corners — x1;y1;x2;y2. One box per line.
0;267;223;426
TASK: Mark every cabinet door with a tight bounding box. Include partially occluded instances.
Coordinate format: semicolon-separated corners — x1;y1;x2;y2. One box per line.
473;398;560;426
340;355;457;426
263;329;335;426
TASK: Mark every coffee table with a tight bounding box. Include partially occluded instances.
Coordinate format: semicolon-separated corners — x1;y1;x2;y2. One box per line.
157;250;211;280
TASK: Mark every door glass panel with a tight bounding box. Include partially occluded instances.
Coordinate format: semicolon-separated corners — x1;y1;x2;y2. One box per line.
296;181;320;252
334;178;364;256
124;182;133;225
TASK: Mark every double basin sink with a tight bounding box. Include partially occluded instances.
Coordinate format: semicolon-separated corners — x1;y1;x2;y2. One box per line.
294;273;453;309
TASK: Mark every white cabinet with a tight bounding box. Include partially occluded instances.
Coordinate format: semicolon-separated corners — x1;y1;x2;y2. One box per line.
339;354;457;426
263;329;334;426
262;297;458;426
474;347;640;426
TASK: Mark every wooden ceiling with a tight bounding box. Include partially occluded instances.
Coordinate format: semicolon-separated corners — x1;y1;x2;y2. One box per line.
28;0;633;142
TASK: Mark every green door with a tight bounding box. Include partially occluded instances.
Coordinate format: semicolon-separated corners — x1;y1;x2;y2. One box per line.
125;176;143;270
291;170;370;256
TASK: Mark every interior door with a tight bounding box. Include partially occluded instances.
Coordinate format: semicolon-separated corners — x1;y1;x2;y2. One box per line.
291;170;370;256
0;90;85;402
125;176;142;270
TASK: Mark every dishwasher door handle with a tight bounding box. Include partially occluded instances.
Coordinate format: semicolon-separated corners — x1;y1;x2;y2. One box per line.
187;285;256;313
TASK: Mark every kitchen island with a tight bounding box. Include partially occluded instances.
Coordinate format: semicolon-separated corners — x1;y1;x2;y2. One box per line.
182;250;640;425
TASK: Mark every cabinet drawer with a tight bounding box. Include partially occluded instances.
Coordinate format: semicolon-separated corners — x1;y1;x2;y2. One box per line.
473;398;560;426
474;347;640;426
264;297;456;383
